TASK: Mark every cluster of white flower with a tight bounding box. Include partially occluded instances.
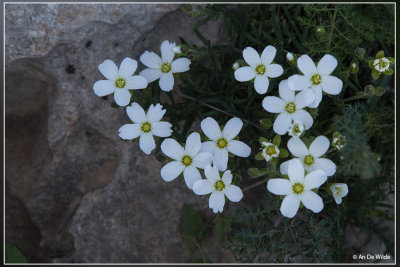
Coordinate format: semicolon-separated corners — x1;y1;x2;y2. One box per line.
234;45;348;218
93;41;349;217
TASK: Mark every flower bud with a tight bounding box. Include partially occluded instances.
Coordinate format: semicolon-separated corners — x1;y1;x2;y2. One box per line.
364;85;376;96
355;48;366;58
286;52;296;66
349;62;359;74
232;62;240;70
375;86;386;96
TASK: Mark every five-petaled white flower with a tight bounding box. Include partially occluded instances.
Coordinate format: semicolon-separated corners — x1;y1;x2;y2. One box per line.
262;79;315;135
267;158;327;218
139;40;191;92
118;102;172;155
234;45;283;94
93;57;148;106
200;117;251;171
373;57;390;72
160;132;213;189
280;136;336;177
193;165;243;213
288;54;343;108
329;183;349;204
288;121;305;138
261;142;279;162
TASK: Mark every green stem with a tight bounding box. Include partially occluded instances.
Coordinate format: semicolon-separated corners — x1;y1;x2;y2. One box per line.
328;8;338;49
343;94;368;103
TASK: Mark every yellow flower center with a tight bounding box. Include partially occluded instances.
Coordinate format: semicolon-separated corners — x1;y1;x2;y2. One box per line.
214;180;225;191
311;74;322;85
141;122;152;133
293;125;301;134
255;64;266;75
334;186;343;195
216;138;228;149
115;78;126;88
161;62;172;73
292;183;304;194
378;58;389;70
303;155;315;166
266;145;277;156
181;155;193;167
285;102;296;113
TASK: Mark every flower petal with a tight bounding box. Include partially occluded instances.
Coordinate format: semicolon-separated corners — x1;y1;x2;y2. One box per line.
200;141;217;153
185;132;202;156
139;133;156;155
234;67;256;82
213;148;229;171
146;103;166;123
278;79;295;102
222;117;243;140
114;88;131;107
294;89;315;109
243;47;261;66
288;74;312;91
280;194;300;218
193;179;214;195
299;191;324;213
307;85;322;108
321;76;343;95
139;68;162;83
161;138;184;160
297;55;317;77
209;191;225;213
222;170;232;185
118;57;137;78
265;64;283;78
267;178;292;195
118;124;141;140
171;58;191;73
309;136;330;157
151;121;172;137
161;161;184;182
140;51;162;69
201;117;222;141
288;158;305;183
317;54;337;75
279;160;290;175
125;75;148;90
160;40;175;63
313;158;337;176
273;112;292;135
192;152;213;169
224;185;243;202
254;75;270;94
291;109;313;130
287;137;309;157
183;165;202;189
126;102;146;124
159;72;174;92
227;140;251;157
93;80;115;96
98;59;118;80
204;165;221;184
262;96;286;113
260;45;277;65
303;170;327;190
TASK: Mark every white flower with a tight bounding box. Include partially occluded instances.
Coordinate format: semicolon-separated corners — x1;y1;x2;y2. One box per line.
288;54;343;108
234;45;283;94
118;102;172;155
329;183;349;204
332;134;346;151
261;142;279;162
171;43;182;54
267;159;327;218
373;57;390;72
262;79;315;135
280;136;336;177
288;121;305;138
200;117;251;171
139;40;191;92
193;165;243;213
93;57;148;106
160;132;213;189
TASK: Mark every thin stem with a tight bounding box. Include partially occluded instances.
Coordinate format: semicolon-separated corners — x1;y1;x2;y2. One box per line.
242;178;269;192
179;92;266;132
178;233;206;263
343;94;368;103
328;7;338;49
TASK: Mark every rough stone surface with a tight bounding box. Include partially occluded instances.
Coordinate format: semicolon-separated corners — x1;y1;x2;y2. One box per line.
5;3;233;263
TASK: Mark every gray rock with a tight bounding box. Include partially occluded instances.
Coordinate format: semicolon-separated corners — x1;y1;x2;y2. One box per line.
5;3;233;263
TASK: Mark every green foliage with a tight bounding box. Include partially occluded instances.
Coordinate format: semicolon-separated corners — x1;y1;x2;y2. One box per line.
5;244;27;263
181;204;205;240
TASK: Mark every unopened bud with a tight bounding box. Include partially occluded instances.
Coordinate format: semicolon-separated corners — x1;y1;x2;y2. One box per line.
355;48;366;58
375;86;386;96
286;52;296;66
364;85;375;96
232;62;240;70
